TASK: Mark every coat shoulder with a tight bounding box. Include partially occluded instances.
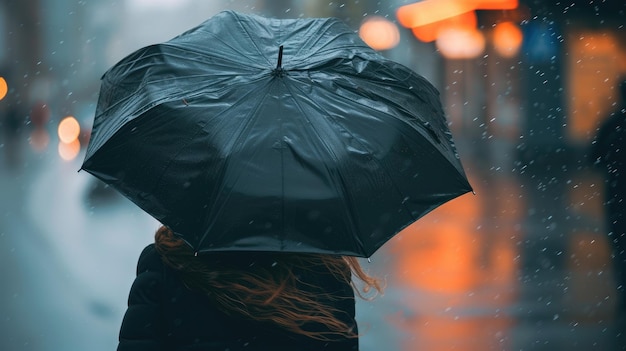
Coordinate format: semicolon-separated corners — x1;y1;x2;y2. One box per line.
136;244;162;275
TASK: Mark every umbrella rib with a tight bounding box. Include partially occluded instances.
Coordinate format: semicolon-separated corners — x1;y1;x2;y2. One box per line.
292;19;370;65
163;42;267;70
230;14;274;68
288;76;437;226
97;69;269;125
195;79;276;250
339;75;468;179
291;18;339;59
143;78;274;244
280;79;368;256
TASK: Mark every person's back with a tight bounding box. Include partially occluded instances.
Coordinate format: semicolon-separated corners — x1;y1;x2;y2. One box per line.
117;226;381;351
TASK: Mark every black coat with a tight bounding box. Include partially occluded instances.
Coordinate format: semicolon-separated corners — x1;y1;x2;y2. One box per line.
117;244;359;351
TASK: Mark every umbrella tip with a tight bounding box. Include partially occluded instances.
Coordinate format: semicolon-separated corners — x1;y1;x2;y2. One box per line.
273;45;286;77
276;45;284;69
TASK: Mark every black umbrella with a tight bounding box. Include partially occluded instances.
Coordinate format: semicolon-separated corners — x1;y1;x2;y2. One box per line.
81;11;472;258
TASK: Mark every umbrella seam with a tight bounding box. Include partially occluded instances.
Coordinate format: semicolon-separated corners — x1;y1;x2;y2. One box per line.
279;77;367;257
293;70;467;179
231;12;274;68
286;76;464;255
195;78;277;251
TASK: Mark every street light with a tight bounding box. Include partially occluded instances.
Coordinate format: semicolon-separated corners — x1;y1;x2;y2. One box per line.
397;0;520;59
436;27;486;60
0;77;7;100
411;11;477;43
58;116;81;144
397;0;518;28
359;16;400;51
57;115;82;161
492;21;523;58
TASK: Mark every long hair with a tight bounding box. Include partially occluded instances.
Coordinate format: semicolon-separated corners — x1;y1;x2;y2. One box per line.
154;226;383;340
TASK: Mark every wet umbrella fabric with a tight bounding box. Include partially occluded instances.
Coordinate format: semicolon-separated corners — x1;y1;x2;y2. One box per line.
80;11;473;258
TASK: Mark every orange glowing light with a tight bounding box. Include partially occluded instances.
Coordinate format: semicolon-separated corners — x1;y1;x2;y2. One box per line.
58;116;81;143
473;0;518;10
397;0;518;28
0;76;7;100
492;21;523;57
411;11;477;43
436;27;486;59
359;16;400;51
397;0;475;28
58;139;81;161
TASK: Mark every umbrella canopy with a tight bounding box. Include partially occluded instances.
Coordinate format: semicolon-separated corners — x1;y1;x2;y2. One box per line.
81;11;473;258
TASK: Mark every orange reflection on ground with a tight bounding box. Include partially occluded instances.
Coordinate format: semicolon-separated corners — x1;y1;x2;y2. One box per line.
565;171;617;321
389;191;484;292
567;231;616;320
393;314;514;351
386;173;521;351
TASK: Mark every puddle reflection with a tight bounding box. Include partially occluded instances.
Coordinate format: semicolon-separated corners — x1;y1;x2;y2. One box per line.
374;165;620;350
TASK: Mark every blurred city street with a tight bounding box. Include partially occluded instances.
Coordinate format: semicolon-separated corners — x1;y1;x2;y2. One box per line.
1;129;624;351
2;1;626;350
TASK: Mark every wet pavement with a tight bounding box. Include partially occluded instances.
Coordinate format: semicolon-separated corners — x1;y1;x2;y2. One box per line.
1;134;625;350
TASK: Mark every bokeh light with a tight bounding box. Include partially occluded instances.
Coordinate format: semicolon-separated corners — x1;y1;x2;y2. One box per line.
359;16;400;51
411;11;477;43
473;0;518;10
436;27;486;59
0;76;8;100
397;0;518;28
492;21;523;57
58;138;81;161
397;0;476;28
58;116;81;144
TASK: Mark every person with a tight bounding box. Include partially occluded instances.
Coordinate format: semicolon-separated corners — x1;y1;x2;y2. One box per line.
590;77;626;317
117;225;383;351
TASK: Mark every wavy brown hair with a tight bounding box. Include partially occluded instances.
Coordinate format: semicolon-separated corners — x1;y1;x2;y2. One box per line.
154;225;382;340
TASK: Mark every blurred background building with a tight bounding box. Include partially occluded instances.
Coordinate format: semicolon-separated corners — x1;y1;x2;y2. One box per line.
2;0;624;167
1;1;626;350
